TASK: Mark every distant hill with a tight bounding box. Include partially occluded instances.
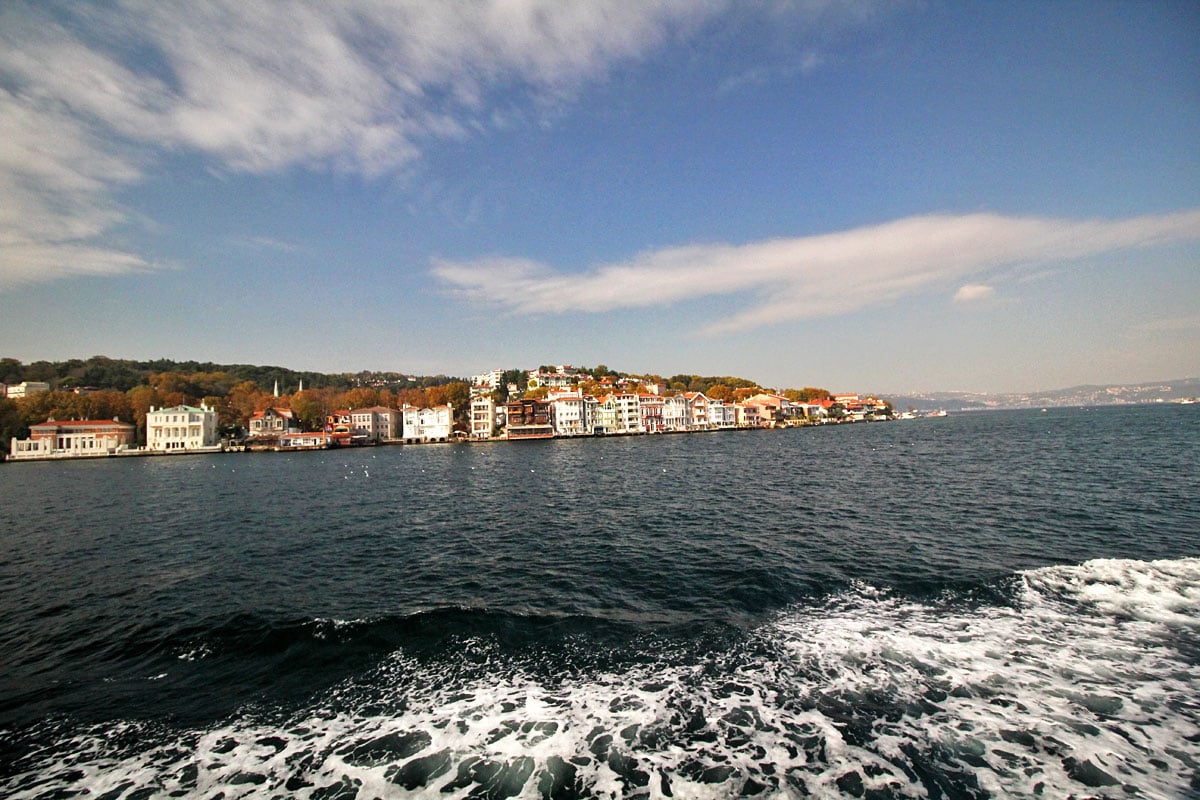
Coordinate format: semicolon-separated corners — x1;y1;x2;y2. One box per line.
886;378;1200;412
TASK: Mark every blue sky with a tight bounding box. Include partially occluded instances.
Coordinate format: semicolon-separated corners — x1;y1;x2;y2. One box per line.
1;1;1197;394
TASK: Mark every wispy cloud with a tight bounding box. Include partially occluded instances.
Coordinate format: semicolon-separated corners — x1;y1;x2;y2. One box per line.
0;1;727;290
954;284;995;303
433;210;1200;334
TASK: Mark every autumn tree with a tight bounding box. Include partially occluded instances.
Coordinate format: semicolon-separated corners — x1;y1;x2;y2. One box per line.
424;385;449;407
336;387;381;411
290;390;328;431
707;384;733;402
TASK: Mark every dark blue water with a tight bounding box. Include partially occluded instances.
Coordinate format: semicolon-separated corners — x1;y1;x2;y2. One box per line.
1;406;1197;798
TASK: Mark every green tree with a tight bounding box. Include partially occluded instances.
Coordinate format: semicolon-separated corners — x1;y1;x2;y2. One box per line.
0;397;26;446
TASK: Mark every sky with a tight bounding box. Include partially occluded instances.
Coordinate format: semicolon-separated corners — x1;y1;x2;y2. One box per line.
1;1;1198;394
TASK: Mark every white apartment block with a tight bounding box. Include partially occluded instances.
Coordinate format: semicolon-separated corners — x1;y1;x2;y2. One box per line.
470;396;496;440
6;381;50;398
146;404;220;451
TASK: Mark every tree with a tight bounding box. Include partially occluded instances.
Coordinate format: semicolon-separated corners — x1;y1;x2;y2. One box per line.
126;386;162;442
337;387;381;411
446;381;472;410
707;384;733;402
424;385;449;407
290;391;326;431
0;396;25;446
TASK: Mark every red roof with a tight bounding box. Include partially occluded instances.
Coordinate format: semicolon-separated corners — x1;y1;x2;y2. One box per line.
31;419;133;430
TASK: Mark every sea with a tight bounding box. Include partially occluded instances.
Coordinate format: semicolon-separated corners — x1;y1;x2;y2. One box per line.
1;405;1197;799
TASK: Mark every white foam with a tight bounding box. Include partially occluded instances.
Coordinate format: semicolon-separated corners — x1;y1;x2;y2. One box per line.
5;557;1198;799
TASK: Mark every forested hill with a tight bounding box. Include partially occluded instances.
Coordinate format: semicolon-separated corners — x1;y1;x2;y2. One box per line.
0;356;462;394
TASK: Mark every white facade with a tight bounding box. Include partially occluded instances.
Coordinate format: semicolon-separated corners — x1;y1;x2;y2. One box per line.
470;396;497;440
527;369;579;390
6;381;50;398
549;390;595;436
471;369;505;389
662;396;690;431
598;393;640;434
146;404;220;451
708;401;737;428
400;404;453;442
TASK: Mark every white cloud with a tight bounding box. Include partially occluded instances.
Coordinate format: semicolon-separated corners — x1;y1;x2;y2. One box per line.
433;210;1200;334
0;0;724;289
954;284;995;303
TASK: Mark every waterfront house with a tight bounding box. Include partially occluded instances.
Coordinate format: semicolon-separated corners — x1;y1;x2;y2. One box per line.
638;394;665;433
248;407;296;437
146;404;220;451
741;393;791;426
10;418;135;460
662;395;690;431
683;392;711;430
548;389;595;436
708;400;737;429
735;403;762;428
400;404;453;443
505;398;553;439
597;393;640;434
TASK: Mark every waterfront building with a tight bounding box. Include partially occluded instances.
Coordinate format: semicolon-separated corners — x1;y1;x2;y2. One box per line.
596;393;640;434
683;392;711;430
505;398;553;439
146;404;220;451
470;395;497;440
9;418;135;460
6;381;50;399
400;404;453;443
741;393;791;426
548;389;595;436
662;395;690;431
349;406;400;442
638;394;665;433
735;403;762;428
248;407;297;437
708;401;737;429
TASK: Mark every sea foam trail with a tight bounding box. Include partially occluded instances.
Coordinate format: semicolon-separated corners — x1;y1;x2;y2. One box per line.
4;557;1199;799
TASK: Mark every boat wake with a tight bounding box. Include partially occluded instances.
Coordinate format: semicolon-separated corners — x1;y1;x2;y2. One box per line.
3;557;1198;798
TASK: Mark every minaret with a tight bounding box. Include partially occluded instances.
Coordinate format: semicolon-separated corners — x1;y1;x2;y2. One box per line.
299;379;304;393
274;379;279;398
